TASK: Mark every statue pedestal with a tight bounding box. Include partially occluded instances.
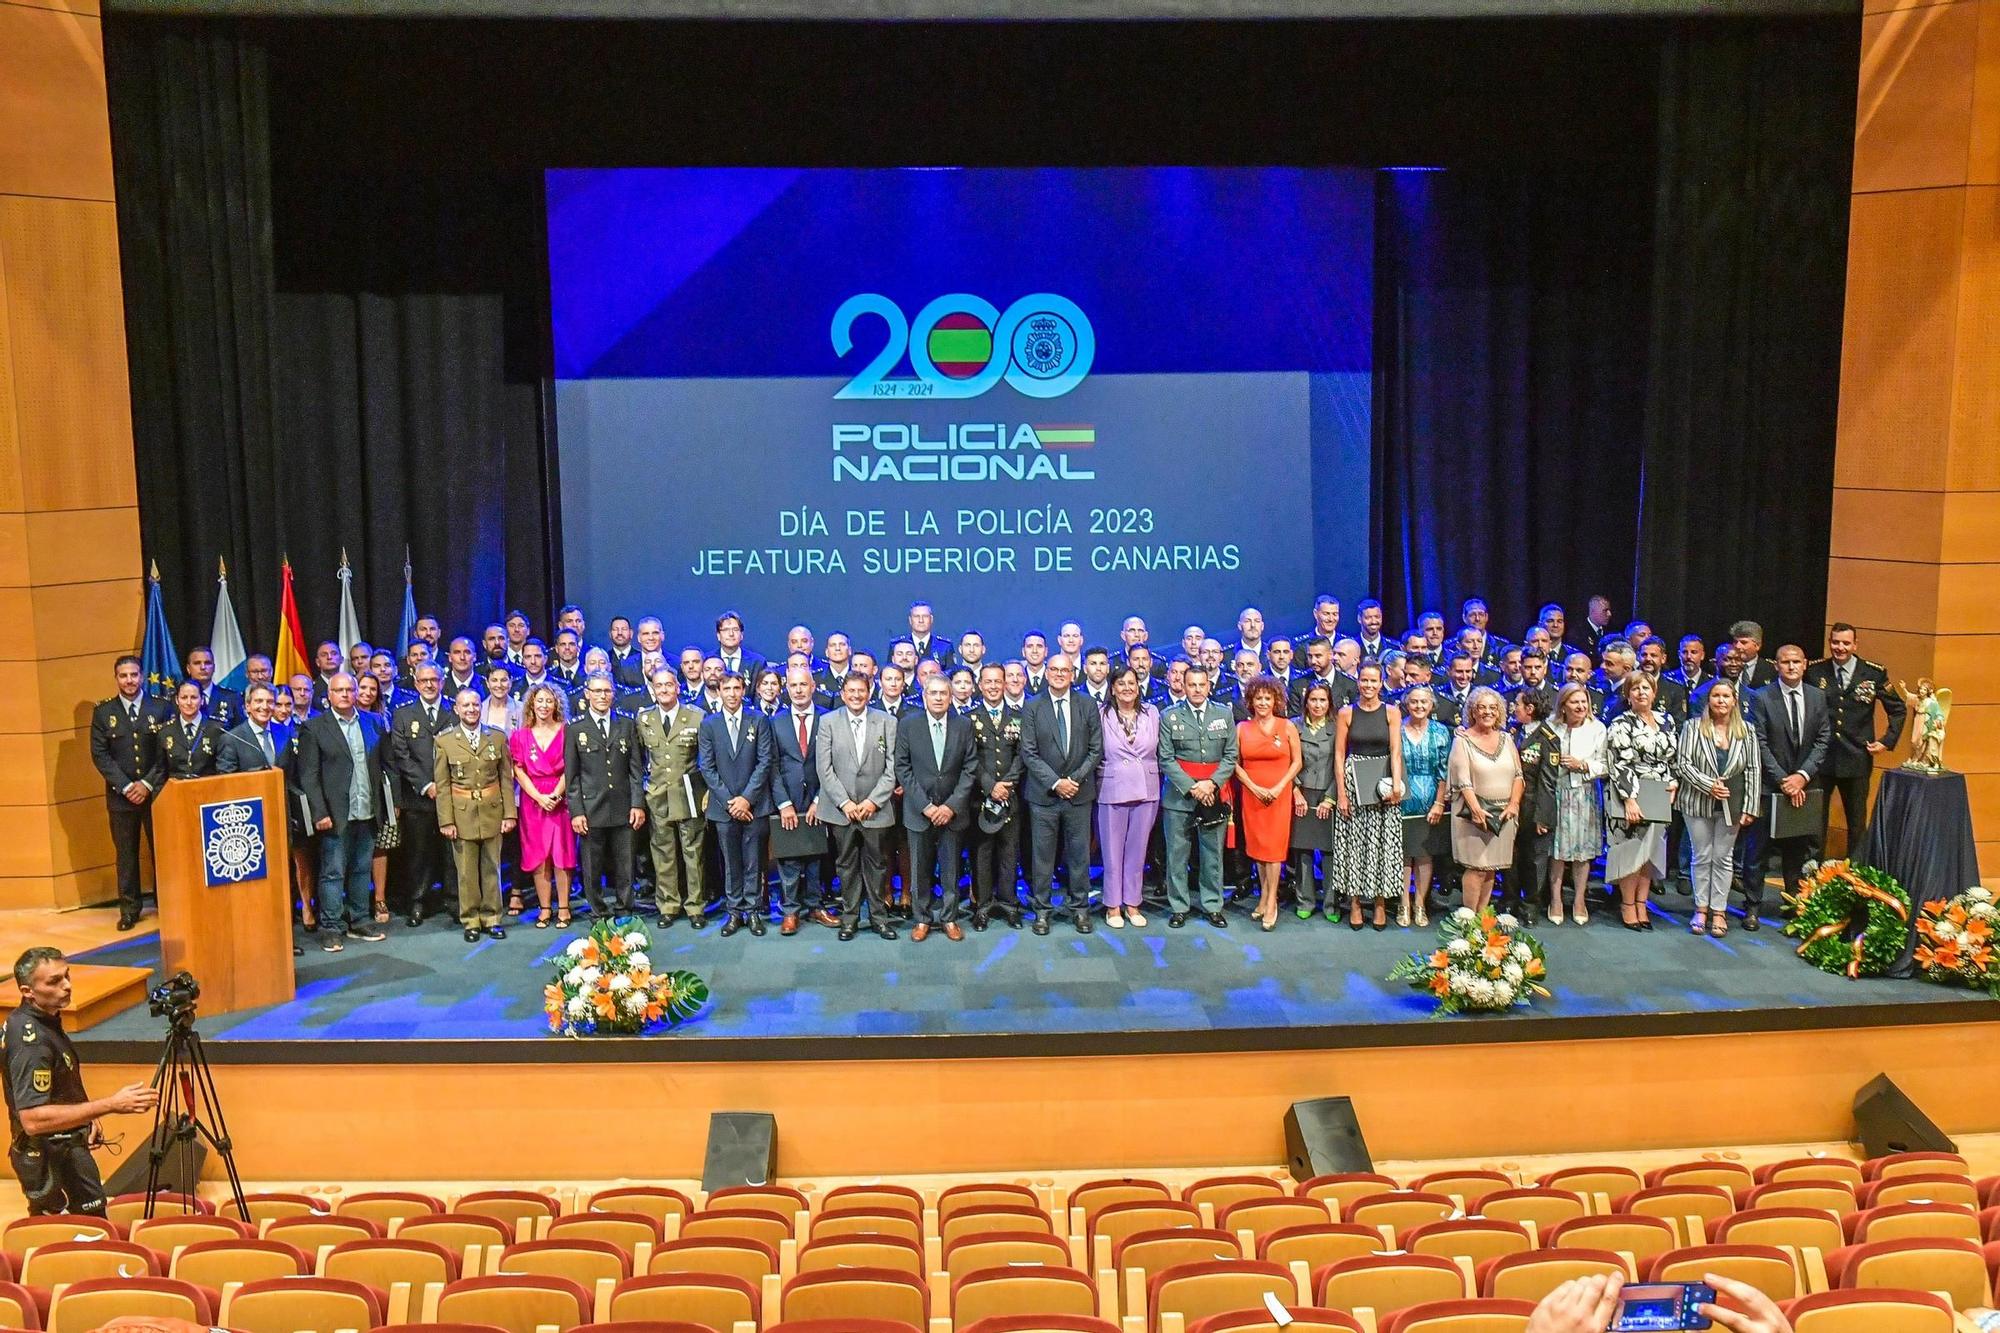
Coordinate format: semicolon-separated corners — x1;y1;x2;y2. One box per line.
1857;768;1980;972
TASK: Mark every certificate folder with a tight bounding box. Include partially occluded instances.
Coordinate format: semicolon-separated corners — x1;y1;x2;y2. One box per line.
1351;755;1391;807
770;820;830;859
1768;787;1826;839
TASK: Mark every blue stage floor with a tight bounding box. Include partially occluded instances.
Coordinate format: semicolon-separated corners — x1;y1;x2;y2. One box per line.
71;893;1987;1049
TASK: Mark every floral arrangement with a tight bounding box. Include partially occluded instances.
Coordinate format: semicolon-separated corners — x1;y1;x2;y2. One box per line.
1783;860;1911;979
544;916;709;1037
1912;886;2000;999
1388;907;1551;1016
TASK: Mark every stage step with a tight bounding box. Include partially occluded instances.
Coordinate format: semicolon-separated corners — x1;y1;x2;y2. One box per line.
0;963;153;1032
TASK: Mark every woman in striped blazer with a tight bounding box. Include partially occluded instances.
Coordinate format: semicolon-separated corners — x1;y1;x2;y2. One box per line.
1673;677;1762;938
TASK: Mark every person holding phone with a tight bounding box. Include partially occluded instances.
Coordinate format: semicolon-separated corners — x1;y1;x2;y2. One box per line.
1525;1272;1795;1333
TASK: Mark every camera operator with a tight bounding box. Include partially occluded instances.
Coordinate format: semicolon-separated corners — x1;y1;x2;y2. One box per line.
3;948;158;1215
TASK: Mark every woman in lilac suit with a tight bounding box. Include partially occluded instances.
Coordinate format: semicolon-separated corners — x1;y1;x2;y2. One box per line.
1096;666;1161;928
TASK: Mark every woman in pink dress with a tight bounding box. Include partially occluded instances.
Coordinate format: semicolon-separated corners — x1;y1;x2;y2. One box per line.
510;683;576;927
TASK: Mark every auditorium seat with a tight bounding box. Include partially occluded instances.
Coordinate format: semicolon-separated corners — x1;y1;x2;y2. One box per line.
1824;1235;1992;1308
1755;1157;1863;1189
1646;1243;1798;1303
1984;1206;2000;1243
706;1184;810;1218
951;1263;1099;1324
367;1324;509;1333
1410;1170;1517;1207
1783;1287;1956;1333
1;1214;120;1257
0;1280;34;1330
939;1183;1044;1224
1188;1309;1364;1333
1544;1213;1677;1264
264;1211;385;1252
1294;1172;1397;1215
396;1211;515;1260
1255;1223;1384;1275
18;1238;159;1289
1114;1227;1242;1297
547;1209;665;1260
1312;1251;1467;1315
1614;1184;1739;1241
130;1211;253;1252
323;1236;462;1296
1183;1175;1287;1216
1146;1259;1295;1333
1215;1195;1332;1242
1842;1201;1982;1243
681;1206;795;1252
603;1271;760;1328
570;1323;724;1333
1474;1189;1587;1237
107;1190;212;1223
1377;1298;1537;1333
456;1189;563;1238
1644;1161;1755;1197
1536;1165;1642;1208
46;1275;212;1333
1856;1173;1981;1209
1981;1175;2000;1208
1477;1248;1630;1303
942;1204;1055;1248
1401;1218;1534;1267
960;1317;1119;1333
1861;1151;1969;1181
1742;1179;1856;1214
945;1230;1073;1282
822;1182;925;1220
781;1265;929;1325
797;1233;926;1278
222;1275;388;1333
808;1207;923;1246
1346;1190;1457;1235
1069;1179;1173;1237
239;1190;330;1222
170;1235;312;1286
586;1186;694;1229
1709;1206;1845;1256
647;1234;780;1286
433;1272;596;1333
339;1190;448;1228
495;1236;631;1287
1092;1199;1204;1255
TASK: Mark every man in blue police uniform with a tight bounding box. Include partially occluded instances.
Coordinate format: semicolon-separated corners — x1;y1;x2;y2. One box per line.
4;949;157;1216
1804;622;1906;854
90;656;171;931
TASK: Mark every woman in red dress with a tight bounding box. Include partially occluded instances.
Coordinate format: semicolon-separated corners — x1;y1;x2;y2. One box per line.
1235;675;1302;930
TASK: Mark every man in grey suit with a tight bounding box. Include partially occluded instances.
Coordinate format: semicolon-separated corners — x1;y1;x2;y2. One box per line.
1158;664;1239;929
1018;657;1104;935
895;677;977;941
816;673;900;940
214;682;304;958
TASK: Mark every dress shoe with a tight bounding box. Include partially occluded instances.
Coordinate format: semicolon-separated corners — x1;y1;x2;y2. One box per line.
780;915;799;936
1004;910;1025;928
688;912;709;930
463;927;481;942
1169;912;1187;928
838;926;857;941
911;922;930;942
719;914;744;938
971;913;989;932
1075;917;1094;935
486;925;506;940
292;943;304;956
748;915;766;936
874;924;898;941
1742;914;1760;931
655;913;677;929
811;909;840;929
1032;915;1052;936
1206;910;1228;928
116;914;138;932
943;922;964;942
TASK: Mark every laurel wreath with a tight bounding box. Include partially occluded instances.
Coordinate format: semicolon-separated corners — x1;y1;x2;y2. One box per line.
1782;860;1910;979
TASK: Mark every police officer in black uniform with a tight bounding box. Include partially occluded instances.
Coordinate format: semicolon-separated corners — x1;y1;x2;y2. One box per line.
89;655;171;932
965;664;1025;930
1805;622;1907;854
4;948;157;1215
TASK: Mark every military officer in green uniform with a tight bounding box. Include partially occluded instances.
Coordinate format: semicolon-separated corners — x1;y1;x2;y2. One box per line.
434;688;518;942
1805;622;1907;853
636;668;709;927
1157;664;1239;929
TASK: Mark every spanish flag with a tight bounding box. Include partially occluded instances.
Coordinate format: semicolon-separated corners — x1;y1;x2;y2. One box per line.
273;558;310;682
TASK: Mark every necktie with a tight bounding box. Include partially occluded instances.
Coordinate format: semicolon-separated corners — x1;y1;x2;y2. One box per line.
127;701;137;723
931;717;945;768
1839;662;1851;691
185;722;196;746
1788;690;1802;744
727;714;740;749
1054;697;1069;751
1192;707;1204;728
797;713;809;753
426;705;436;727
258;728;275;766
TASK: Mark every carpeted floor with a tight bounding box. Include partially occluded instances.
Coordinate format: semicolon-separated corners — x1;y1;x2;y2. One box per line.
71;890;1978;1044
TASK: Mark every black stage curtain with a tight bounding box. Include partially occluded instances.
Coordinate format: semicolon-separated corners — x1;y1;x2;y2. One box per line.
107;18;557;655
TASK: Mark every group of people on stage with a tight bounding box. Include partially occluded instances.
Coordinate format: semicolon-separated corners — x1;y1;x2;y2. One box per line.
89;593;1907;951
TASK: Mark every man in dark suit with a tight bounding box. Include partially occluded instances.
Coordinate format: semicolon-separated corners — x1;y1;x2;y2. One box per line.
895;677;976;941
965;664;1026;929
605;616;647;689
308;640;344;711
548;629;585;689
296;672;390;950
1667;635;1711;694
439;636;483;699
565;672;645;917
480;624;525;685
388;662;455;925
1434;654;1480;728
1017;658;1104;934
1289;638;1354;717
713;610;765;683
1637;638;1689;725
182;647;242;730
1805;622;1906;854
214;682;302;955
906;601;953;670
90;656;171;931
1730;620;1779;692
697;672;774;936
769;664;827;934
1748;645;1831;929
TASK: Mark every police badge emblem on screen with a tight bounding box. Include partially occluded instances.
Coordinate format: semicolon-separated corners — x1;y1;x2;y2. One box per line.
200;798;268;886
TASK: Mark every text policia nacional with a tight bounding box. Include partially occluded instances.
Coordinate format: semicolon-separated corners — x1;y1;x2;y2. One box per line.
688;506;1242;578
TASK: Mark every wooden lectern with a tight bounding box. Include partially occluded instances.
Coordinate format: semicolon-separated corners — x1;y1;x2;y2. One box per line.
150;771;296;1016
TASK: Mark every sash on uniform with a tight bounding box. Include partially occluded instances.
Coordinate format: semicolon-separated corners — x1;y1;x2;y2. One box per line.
1178;758;1236;838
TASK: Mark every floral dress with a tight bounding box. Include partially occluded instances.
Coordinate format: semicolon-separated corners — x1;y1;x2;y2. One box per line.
1603;710;1676;881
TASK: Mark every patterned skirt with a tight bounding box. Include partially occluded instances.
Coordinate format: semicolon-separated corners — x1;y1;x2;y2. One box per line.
1331;757;1405;902
1551;777;1603;863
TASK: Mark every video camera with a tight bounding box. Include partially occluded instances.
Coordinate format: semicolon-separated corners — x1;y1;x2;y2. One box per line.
147;970;200;1024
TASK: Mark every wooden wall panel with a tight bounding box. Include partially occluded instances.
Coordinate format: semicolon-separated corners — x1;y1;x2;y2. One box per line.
29;579;144;660
0;198;135;513
0;224;19;516
1829;489;1945;561
1856;1;1980;193
1973;0;2000;184
1824;557;1941;634
0;4;111;203
1947;186;2000;488
22;508;141;585
1835;187;1964;491
33;653;125;734
1935;701;2000;770
1937;563;2000;633
1940;489;2000;560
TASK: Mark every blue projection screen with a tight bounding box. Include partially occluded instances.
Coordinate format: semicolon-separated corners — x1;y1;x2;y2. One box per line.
548;167;1373;652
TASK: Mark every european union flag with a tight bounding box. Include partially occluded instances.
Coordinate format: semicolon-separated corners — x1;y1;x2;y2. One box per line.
142;564;181;700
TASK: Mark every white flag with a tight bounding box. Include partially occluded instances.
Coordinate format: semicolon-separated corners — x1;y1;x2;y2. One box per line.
336;550;364;656
210;561;248;692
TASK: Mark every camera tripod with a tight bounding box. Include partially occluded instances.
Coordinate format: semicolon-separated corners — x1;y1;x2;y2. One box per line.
143;1005;248;1220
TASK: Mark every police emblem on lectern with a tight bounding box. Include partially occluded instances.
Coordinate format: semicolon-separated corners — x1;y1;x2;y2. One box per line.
200;799;268;886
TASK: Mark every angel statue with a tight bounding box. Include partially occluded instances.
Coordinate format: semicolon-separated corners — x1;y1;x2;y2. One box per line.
1897;678;1952;773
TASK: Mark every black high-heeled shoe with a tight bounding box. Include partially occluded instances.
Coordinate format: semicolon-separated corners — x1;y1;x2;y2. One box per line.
1348;916;1364;931
1623;920;1643;932
1639;917;1655;931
